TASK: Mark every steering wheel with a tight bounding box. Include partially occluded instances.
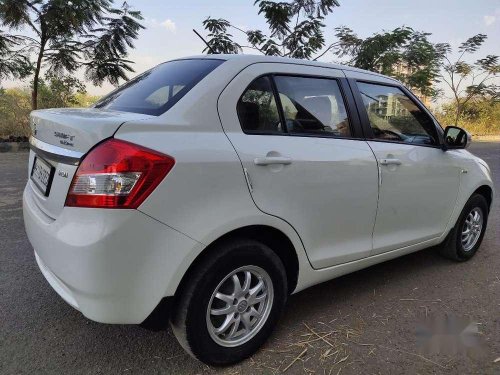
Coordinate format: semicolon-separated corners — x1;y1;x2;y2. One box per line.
372;127;404;141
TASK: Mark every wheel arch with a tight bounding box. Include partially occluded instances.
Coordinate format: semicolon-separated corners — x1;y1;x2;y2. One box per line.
441;181;494;243
175;225;300;298
473;185;493;212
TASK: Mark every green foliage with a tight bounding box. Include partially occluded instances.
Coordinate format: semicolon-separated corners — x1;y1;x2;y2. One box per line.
438;34;499;124
201;0;340;59
333;26;443;97
0;0;144;109
458;34;487;53
0;77;100;137
435;99;500;136
0;30;32;79
200;3;444;98
202;18;241;54
37;73;87;108
0;87;31;137
73;91;101;107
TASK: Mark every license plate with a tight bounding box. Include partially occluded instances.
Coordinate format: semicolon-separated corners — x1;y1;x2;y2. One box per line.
31;156;55;196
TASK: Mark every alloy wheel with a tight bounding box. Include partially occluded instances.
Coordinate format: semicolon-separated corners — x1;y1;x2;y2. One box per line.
461;207;483;252
206;265;274;347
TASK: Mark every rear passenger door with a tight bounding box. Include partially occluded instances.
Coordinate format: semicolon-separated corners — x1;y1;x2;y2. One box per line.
218;64;379;269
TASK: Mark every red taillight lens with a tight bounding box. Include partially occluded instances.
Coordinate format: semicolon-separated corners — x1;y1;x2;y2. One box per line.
65;139;175;209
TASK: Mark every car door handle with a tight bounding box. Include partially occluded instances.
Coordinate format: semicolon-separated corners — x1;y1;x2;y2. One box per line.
380;158;402;166
254;156;293;166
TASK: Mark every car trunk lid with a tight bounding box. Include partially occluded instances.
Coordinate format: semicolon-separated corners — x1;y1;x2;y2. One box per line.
27;108;152;219
30;108;152;154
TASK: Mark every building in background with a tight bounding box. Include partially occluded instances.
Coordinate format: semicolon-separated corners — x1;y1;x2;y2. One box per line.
367;93;409;120
393;63;432;107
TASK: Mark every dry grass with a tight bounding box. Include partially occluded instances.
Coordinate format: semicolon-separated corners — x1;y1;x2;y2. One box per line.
243;317;368;374
234;311;451;374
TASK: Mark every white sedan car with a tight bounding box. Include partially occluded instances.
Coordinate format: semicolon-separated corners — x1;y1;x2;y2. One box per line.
23;55;493;365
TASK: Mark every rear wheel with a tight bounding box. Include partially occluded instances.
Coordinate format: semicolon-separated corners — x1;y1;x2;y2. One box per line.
439;194;489;261
170;238;287;365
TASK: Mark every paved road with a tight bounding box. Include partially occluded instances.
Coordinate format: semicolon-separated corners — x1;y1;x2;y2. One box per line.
1;142;499;374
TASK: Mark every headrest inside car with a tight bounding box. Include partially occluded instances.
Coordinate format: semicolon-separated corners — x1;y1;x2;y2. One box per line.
237;101;260;131
301;96;332;126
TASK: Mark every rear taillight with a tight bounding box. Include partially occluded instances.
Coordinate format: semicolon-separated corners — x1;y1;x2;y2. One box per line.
65;139;175;209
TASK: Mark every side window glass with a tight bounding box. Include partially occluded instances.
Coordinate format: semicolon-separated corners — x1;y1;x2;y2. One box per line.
356;82;437;145
274;76;352;137
237;76;282;134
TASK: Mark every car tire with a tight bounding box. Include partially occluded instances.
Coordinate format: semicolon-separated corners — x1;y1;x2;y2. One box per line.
439;194;489;261
170;238;288;365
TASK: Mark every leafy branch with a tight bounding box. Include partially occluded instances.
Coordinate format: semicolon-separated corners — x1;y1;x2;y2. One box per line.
201;0;340;60
0;0;144;109
332;26;445;98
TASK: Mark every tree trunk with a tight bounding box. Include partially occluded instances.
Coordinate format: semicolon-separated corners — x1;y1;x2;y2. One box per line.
454;102;461;126
31;39;46;110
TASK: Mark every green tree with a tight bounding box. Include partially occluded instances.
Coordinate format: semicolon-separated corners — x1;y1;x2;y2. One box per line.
73;91;101;107
0;87;31;137
333;26;445;97
200;4;444;98
37;72;87;109
437;34;499;125
0;80;100;138
0;0;144;109
201;0;341;59
436;99;500;135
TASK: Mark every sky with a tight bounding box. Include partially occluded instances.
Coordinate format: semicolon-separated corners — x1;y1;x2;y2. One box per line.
3;0;500;100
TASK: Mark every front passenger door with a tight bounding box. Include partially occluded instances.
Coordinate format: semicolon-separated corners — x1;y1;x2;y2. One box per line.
354;81;461;254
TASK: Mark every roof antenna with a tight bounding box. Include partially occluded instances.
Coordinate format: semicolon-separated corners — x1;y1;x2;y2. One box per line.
193;29;216;54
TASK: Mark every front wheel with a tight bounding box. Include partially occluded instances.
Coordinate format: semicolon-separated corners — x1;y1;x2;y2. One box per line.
170;238;287;365
439;194;489;261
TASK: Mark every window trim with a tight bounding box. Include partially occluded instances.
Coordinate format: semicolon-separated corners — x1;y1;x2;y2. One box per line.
348;78;444;149
270;74;288;134
236;72;364;140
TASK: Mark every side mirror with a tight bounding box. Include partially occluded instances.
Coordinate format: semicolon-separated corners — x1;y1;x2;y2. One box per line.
443;126;471;150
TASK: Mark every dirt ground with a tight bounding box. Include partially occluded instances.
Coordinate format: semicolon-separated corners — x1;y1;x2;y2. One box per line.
1;142;499;374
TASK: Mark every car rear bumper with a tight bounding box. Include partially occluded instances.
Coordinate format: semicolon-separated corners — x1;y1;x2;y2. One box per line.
23;184;203;324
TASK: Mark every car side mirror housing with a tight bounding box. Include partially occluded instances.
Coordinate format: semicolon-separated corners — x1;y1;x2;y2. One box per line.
443;126;471;150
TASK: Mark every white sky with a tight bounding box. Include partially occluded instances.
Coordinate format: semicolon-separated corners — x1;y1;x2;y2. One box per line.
2;0;499;104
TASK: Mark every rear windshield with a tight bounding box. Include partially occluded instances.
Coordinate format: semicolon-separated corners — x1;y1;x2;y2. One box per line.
94;59;224;116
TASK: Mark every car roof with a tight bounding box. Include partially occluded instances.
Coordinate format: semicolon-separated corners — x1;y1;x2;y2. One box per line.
172;54;400;84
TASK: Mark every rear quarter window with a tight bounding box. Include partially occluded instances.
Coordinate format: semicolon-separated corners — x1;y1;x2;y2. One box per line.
94;59;224;116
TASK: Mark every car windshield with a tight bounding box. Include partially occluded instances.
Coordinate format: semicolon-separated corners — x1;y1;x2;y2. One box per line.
94;59;224;116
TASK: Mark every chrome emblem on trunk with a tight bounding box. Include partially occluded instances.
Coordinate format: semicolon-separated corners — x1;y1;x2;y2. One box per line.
54;131;75;147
